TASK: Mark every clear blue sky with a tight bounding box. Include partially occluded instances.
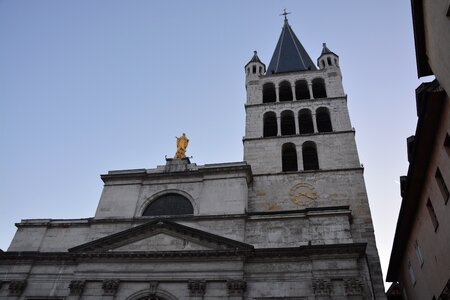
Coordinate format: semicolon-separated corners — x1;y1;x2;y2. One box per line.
0;1;425;285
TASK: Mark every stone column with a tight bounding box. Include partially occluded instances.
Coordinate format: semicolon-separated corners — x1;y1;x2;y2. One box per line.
308;82;314;99
277;116;281;136
291;85;296;100
275;85;280;102
312;113;318;133
294;112;300;135
227;280;246;300
68;280;86;300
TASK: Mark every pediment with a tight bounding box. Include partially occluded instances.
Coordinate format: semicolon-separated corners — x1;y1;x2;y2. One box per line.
69;219;253;253
111;232;213;252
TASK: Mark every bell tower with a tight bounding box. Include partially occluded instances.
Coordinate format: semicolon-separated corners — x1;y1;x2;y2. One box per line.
243;16;386;299
243;17;351;175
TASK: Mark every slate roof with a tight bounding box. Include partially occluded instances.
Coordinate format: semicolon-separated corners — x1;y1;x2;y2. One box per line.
266;19;317;75
319;43;338;57
246;51;263;65
321;43;332;55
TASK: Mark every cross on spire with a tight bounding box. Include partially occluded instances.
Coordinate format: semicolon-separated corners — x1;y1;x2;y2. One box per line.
280;9;291;21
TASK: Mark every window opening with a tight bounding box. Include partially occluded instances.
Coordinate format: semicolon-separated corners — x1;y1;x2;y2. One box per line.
252;65;256;74
312;78;327;98
444;133;450;158
298;109;314;134
426;199;439;231
408;260;416;286
435;168;449;204
295;80;310;100
263;112;277;137
316;107;333;132
327;57;332;66
262;83;276;103
302;141;319;170
143;193;193;216
414;240;424;267
280;110;296;135
282;143;298;172
279;81;293;101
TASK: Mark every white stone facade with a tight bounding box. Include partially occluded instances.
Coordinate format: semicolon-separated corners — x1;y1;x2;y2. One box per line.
0;22;385;300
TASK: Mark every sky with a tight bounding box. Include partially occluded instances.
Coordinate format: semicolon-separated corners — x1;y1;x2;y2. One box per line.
0;0;427;286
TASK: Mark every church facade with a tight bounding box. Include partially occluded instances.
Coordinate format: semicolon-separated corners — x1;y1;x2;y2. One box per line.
0;18;386;300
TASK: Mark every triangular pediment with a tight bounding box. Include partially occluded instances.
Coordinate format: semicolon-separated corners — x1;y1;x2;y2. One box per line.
111;232;211;251
69;219;253;253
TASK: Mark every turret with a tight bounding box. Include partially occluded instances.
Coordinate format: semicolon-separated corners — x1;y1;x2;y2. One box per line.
317;43;340;70
245;51;265;82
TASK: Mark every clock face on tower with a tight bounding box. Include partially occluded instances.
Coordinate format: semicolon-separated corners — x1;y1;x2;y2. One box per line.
289;183;317;206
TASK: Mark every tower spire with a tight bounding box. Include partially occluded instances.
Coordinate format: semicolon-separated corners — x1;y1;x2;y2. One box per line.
266;13;316;74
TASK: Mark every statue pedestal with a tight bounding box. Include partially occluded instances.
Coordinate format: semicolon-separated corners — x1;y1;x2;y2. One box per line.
165;157;191;172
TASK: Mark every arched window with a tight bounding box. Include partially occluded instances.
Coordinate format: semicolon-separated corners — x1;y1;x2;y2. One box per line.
282;143;298;172
252;65;256;74
334;58;338;66
279;81;293;101
263;111;277;137
281;110;295;135
321;60;325;68
316;107;333;132
298;109;314;134
327;57;332;66
143;193;193;216
262;83;276;103
312;78;327;99
302;141;319;170
295;80;310;100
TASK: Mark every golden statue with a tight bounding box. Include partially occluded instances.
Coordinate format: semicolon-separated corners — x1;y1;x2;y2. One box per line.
174;133;189;159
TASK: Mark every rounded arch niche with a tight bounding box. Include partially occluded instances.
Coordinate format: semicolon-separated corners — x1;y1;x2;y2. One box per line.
142;192;194;217
126;289;178;300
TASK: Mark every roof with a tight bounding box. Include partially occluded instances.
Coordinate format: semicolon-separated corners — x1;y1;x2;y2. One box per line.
266;18;317;75
319;43;338;57
411;0;433;77
245;51;263;66
321;43;332;55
